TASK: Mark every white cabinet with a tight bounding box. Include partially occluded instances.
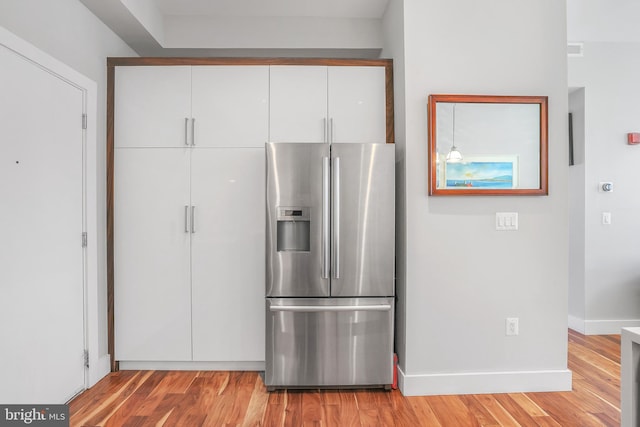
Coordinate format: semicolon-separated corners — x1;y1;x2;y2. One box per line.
269;65;386;143
114;149;192;361
115;67;191;148
191;67;269;147
327;66;387;144
191;149;265;361
115;65;269;364
115;66;269;148
269;66;328;143
115;147;265;362
113;61;390;365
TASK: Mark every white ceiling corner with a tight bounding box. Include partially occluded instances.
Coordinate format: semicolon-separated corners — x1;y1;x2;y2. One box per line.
81;0;389;57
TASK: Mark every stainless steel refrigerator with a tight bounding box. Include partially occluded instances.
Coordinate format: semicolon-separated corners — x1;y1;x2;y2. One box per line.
265;142;395;389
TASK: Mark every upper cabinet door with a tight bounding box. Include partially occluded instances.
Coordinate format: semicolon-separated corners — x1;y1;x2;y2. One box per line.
328;66;386;144
115;66;192;148
192;66;269;147
269;66;328;143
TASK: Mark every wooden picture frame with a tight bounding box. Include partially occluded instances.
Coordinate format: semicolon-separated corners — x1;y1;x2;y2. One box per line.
428;94;548;196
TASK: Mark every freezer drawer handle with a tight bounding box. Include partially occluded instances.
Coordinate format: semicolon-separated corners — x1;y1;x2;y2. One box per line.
270;304;391;312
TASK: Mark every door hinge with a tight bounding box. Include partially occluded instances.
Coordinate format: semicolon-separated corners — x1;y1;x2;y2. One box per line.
82;232;87;248
83;350;89;368
82;114;87;130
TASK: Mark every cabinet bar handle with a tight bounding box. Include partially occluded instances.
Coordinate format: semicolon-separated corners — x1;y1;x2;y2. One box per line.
184;118;189;146
330;117;334;143
184;205;189;233
191;118;196;146
323;117;327;143
191;205;196;233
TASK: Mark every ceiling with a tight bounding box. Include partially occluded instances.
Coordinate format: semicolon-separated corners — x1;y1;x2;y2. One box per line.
153;0;389;19
81;0;390;57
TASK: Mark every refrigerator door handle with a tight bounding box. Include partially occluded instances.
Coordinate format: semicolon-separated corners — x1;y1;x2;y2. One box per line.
332;157;340;279
270;304;392;312
322;157;330;279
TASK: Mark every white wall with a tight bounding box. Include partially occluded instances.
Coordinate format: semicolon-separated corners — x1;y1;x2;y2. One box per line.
0;0;137;359
383;0;571;395
164;16;381;51
381;0;407;378
569;43;640;334
568;89;586;330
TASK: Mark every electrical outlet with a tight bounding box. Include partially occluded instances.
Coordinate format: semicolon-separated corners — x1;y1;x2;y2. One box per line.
506;318;519;336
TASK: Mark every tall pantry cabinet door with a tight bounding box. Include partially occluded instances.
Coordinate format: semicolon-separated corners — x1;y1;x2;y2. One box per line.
190;148;265;361
191;66;269;147
269;66;328;143
115;66;191;147
115;148;192;361
328;66;386;143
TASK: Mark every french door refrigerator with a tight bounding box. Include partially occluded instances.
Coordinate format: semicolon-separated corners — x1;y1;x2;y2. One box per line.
265;142;395;389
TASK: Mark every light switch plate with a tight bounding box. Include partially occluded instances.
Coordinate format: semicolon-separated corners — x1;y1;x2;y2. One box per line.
496;212;518;231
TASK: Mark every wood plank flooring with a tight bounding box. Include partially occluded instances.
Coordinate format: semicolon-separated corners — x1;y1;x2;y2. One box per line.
69;330;620;426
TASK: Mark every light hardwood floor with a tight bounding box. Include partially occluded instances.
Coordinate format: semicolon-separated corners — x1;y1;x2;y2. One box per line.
69;330;620;426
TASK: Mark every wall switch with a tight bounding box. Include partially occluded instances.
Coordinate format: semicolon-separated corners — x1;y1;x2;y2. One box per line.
602;212;612;225
496;212;518;231
506;318;519;336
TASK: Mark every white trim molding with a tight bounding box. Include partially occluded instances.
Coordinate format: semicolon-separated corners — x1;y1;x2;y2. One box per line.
584;319;640;335
568;315;585;334
398;366;572;397
119;361;265;371
570;316;640;335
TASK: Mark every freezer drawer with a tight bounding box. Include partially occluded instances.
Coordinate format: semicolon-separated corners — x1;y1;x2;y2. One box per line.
265;298;394;388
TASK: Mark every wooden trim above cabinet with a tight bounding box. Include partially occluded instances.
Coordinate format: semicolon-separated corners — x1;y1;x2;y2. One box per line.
106;58;395;371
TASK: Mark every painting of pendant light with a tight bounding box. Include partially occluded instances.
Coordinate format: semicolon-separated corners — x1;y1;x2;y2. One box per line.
446;104;463;163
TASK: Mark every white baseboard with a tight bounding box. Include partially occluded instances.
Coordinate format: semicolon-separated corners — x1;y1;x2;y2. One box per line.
118;361;265;371
87;354;111;388
397;366;572;396
568;316;640;335
568;315;585;333
584;319;640;335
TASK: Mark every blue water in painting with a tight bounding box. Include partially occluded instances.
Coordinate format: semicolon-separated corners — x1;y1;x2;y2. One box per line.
446;180;512;188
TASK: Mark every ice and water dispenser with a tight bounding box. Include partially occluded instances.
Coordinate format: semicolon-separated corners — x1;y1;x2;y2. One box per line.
276;207;310;252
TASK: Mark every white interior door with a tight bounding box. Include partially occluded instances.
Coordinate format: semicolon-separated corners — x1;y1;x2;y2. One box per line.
0;46;86;403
